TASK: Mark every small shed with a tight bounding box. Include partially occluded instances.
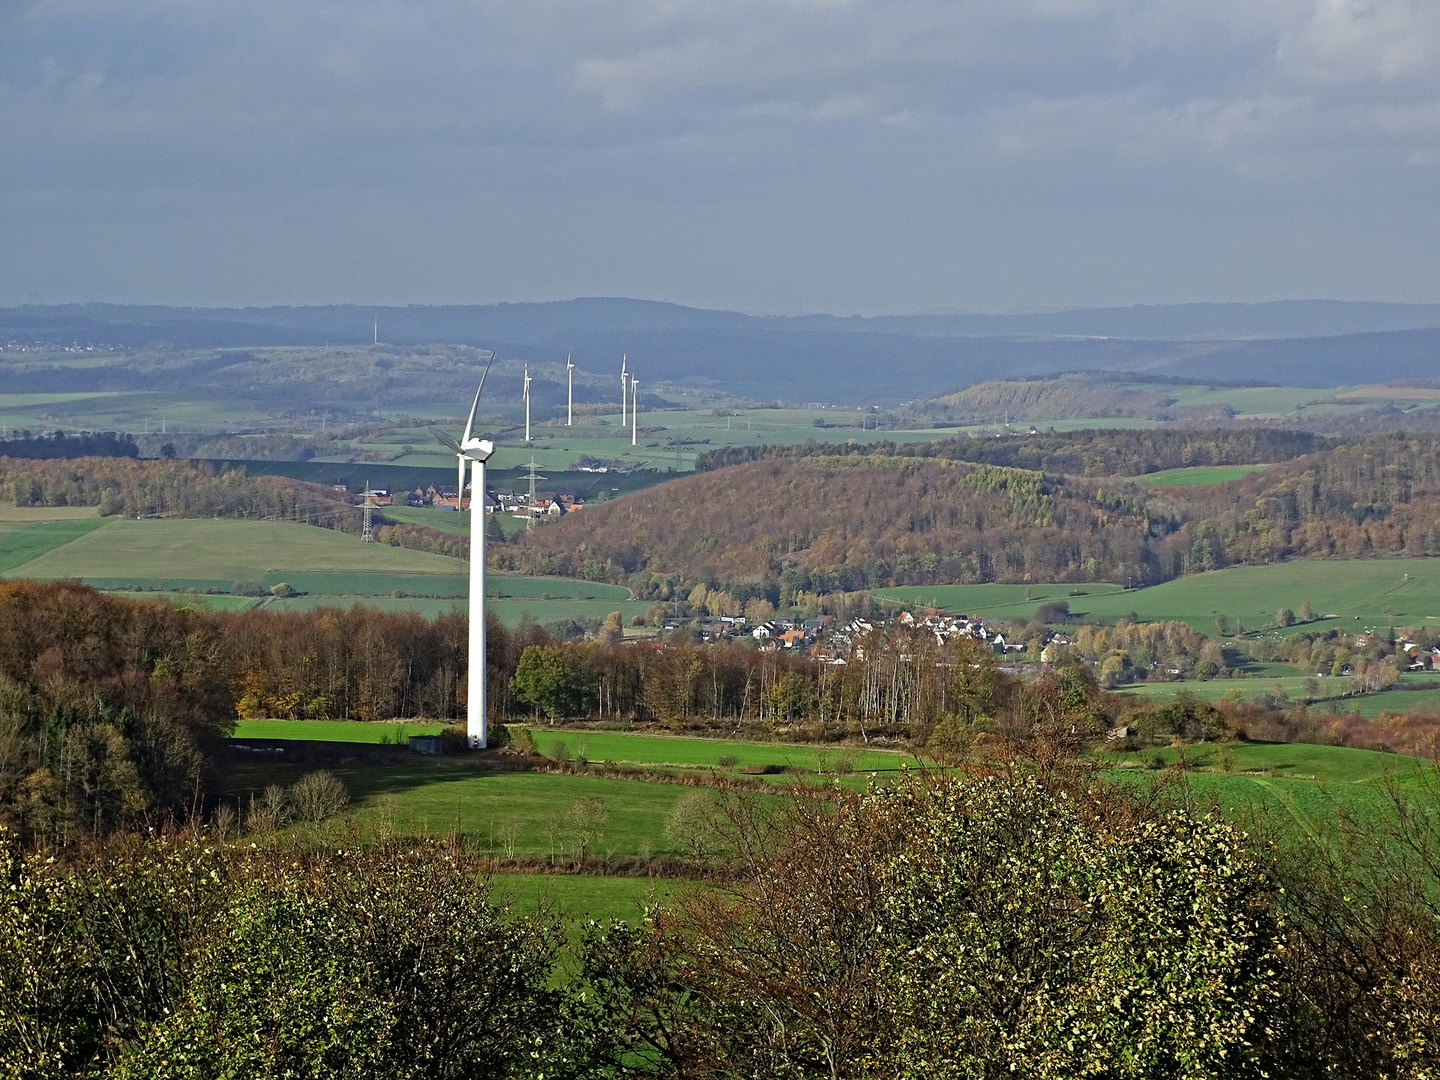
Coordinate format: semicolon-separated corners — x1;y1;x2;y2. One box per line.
408;735;443;755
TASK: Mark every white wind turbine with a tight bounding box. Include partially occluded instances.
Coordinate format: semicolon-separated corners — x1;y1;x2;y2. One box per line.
620;354;628;426
631;377;639;446
566;354;574;426
522;363;532;442
433;353;496;749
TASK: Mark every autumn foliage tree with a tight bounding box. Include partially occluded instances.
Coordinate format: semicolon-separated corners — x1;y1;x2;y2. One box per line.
580;769;1291;1079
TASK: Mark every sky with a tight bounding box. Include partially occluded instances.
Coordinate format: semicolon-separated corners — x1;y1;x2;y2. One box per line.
1;0;1438;314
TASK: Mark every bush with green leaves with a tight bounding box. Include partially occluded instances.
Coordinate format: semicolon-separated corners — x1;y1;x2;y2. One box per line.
580;770;1290;1079
878;774;1284;1079
0;831;576;1080
116;843;564;1080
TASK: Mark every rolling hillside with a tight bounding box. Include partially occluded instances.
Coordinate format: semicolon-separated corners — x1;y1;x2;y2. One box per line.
498;430;1440;595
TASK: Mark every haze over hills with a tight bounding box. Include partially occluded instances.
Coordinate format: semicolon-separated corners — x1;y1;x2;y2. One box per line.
4;299;1440;403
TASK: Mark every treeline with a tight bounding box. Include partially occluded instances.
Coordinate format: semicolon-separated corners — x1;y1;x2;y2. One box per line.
9;581;1437;847
0;456;347;521
0;583;495;844
0;430;139;459
507;431;1440;597
0;582;234;848
696;426;1329;476
5;764;1438;1079
0;455;465;558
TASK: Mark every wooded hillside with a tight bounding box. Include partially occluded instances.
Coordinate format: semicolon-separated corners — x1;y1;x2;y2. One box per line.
501;431;1440;595
696;427;1328;476
931;375;1175;421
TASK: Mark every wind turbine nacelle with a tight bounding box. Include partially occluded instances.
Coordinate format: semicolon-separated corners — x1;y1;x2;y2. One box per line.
462;439;494;462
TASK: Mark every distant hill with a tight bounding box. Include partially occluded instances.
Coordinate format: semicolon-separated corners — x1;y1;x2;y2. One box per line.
931;375;1176;422
495;430;1440;595
4;299;1440;402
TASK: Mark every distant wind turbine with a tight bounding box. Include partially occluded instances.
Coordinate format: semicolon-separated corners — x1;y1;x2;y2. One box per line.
620;354;628;426
523;364;532;442
566;354;574;426
432;352;496;749
631;378;639;446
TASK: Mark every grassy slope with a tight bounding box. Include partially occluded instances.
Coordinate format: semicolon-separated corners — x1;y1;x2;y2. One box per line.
1103;741;1431;785
876;559;1440;636
7;518;461;580
1139;464;1271;486
229;722;917;772
217;739;1433;871
524;730;917;772
492;873;677;925
0;518;109;574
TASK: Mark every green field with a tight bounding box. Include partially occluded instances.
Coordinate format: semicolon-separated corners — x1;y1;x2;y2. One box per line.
1318;686;1440;718
0;513;642;625
380;504;553;542
877;559;1440;636
0;389;290;433
229;722;915;774
4;518;462;580
0;518;109;573
492;873;677;925
1116;671;1440;710
225;766;704;858
1116;677;1316;705
1103;740;1432;785
1139;383;1354;418
1139;464;1271;486
216;736;1436;875
873;581;1126;616
530;730;917;773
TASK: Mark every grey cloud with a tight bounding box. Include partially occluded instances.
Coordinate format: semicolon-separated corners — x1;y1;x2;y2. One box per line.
0;0;1438;309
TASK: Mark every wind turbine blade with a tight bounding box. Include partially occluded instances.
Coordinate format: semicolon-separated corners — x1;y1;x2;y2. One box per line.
432;428;462;453
462;351;496;443
458;456;466;514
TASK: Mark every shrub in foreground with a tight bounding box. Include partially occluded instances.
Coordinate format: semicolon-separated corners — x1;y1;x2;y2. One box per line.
0;833;571;1080
581;770;1289;1079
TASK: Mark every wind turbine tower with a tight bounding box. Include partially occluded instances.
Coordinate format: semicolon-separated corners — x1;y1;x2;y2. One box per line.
631;378;639;446
566;354;574;426
620;354;628;426
523;364;532;442
433;353;496;749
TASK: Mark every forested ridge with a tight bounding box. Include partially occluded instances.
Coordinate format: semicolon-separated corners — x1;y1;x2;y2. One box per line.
696;426;1328;476
502;430;1440;595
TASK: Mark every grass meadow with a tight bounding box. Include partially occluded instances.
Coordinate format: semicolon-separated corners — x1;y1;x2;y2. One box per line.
491;873;678;926
0;513;635;625
0;518;109;574
233;720;446;743
216;727;1436;902
875;558;1440;637
228;721;919;773
6;517;461;580
1138;464;1271;486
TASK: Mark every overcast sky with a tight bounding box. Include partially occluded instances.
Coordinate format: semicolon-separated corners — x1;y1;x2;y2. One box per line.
1;0;1438;313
